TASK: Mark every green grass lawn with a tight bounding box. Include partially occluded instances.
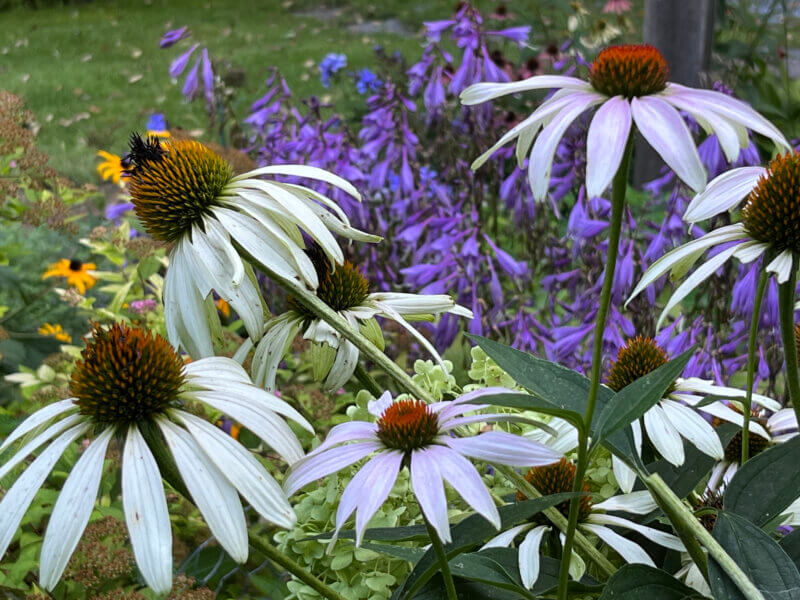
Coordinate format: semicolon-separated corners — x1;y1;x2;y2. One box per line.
0;0;437;183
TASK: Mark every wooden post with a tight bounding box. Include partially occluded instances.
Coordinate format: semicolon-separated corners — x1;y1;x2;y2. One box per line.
633;0;716;186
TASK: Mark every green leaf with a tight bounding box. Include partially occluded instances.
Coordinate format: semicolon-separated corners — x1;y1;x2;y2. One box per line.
361;542;426;563
598;564;703;599
308;524;429;543
709;511;800;600
724;435;800;527
447;548;537;599
594;348;693;444
464;392;584;431
392;494;581;600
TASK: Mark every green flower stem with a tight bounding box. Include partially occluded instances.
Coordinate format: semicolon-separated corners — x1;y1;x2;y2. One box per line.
778;266;800;425
556;137;633;600
248;257;434;403
496;465;616;579
354;362;384;398
249;531;349;600
742;270;768;463
422;514;458;600
643;472;766;600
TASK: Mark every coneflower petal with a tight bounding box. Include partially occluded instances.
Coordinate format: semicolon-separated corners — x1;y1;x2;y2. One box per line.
519;525;549;589
0;398;76;453
582;523;655;566
410;448;451;543
585;95;632;199
40;428;113;591
0;413;84;481
683;166;765;223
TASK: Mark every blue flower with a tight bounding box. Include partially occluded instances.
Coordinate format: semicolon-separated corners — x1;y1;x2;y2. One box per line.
319;53;347;88
355;68;381;94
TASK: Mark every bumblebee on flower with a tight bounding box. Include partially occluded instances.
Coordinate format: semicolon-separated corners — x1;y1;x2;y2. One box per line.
250;245;472;391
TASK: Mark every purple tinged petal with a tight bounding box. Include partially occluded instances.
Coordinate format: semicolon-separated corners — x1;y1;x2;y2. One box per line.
411;448;451;543
202;48;214;109
446;431;562;467
159;26;189;49
284;441;382;496
307;421;378;457
341;450;403;545
434;446;501;529
182;56;201;99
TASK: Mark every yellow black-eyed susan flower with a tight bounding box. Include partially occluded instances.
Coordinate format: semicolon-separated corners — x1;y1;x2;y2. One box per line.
37;323;71;343
42;259;97;294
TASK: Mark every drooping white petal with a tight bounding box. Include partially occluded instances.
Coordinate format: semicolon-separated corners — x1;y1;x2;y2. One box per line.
164;243;214;358
303;317;341;348
40;428;113;591
184;356;251;383
612;455;637;495
683;167;765;223
231;165;362;200
460;75;592;105
446;431;562;466
337;450;403;546
627;224;748;306
192;217;244;286
481;523;534;550
582;523;654;566
122;426;172;594
662;93;744;162
631;95;706;193
0;398;77;453
768;409;798;436
660;400;724;460
0;413;84;481
733;241;769;264
187;390;304;464
595;491;658;515
697;402;770;439
586;513;684;551
664;84;791;150
157;418;248;563
529;92;606;201
585;96;632;199
676;377;781;412
173;411;295;529
656;243;740;329
410;448;451;543
519;525;549;589
766;250;795;284
367;292;464;316
374;301;447;369
325;338;360;391
643;405;685;466
435;446;500;529
284;441;383;496
252;314;303;390
0;424;88;560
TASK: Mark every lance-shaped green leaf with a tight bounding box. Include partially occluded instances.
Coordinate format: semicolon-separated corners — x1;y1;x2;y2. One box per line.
710;511;800;600
724;435;800;527
593;348;694;444
780;529;800;571
598;564;704;599
307;524;429;543
463;392;585;432
391;493;582;600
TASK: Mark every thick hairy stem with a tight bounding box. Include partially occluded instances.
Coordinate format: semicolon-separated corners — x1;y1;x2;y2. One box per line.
557;137;633;600
249;531;349;600
423;514;458;600
643;473;765;600
778;265;800;425
742;270;768;463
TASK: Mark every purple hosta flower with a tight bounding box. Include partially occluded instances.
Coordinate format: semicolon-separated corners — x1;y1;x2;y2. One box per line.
605;336;781;493
169;43;198;78
159;26;189;48
482;458;682;587
250;247;471;391
129;298;158;314
355;68;381;94
463;45;788;201
319;53;347;88
105;201;134;221
182;56;201;99
201;48;214;110
283;389;562;544
632;152;800;329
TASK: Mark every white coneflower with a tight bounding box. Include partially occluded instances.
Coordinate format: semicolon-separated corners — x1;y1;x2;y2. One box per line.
631;152;800;327
123;134;377;358
461;44;789;201
0;323;313;594
481;460;682;588
250;246;471;391
604;337;780;493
